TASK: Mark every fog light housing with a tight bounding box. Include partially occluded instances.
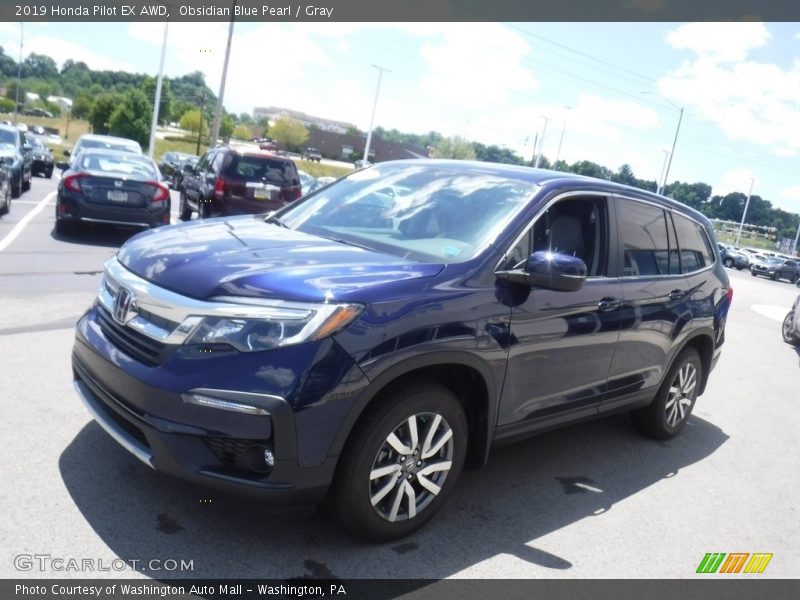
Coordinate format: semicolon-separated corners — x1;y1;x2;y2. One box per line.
243;444;274;473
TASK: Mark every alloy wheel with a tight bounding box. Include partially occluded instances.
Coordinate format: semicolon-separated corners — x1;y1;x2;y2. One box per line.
665;363;697;428
368;412;453;523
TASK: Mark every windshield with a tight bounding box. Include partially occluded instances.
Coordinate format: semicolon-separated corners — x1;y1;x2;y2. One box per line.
77;138;141;154
764;257;783;265
279;163;537;263
0;129;16;146
77;152;156;178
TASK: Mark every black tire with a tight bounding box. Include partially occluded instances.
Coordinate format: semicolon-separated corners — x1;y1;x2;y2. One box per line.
331;380;468;542
11;174;21;198
45;167;53;179
783;312;799;346
22;175;30;192
179;190;192;221
723;258;733;268
772;271;781;281
632;347;702;440
55;219;73;236
0;187;9;216
751;270;758;277
198;199;208;219
791;274;799;285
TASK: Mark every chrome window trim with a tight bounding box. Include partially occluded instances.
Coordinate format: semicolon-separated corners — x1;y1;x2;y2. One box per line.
494;190;610;274
99;257;339;345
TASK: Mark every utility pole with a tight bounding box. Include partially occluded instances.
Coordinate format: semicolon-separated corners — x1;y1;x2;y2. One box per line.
196;89;205;155
148;22;169;158
529;133;538;166
534;116;550;168
792;218;800;256
659;105;684;195
210;2;237;147
554;108;570;170
735;177;755;246
658;149;670;191
14;23;23;125
363;64;391;165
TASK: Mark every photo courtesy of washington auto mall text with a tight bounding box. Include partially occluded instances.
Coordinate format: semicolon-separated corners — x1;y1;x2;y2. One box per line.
25;3;334;18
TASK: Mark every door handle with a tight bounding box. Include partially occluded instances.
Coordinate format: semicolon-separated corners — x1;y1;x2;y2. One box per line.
597;297;622;312
668;289;685;301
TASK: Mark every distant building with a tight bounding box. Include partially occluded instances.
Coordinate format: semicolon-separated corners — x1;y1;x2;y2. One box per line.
253;106;355;135
305;129;428;163
47;96;73;112
25;92;40;103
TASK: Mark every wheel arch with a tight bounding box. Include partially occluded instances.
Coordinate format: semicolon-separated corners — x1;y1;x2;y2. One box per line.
676;330;715;395
329;352;499;471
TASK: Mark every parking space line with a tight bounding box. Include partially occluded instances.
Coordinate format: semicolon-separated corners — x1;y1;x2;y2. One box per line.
0;191;56;253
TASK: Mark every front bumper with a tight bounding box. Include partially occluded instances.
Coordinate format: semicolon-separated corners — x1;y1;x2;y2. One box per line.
71;304;368;506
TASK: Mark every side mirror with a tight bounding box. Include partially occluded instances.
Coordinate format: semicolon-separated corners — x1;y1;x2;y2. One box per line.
63;149;71;157
496;251;587;292
56;161;69;171
22;144;32;152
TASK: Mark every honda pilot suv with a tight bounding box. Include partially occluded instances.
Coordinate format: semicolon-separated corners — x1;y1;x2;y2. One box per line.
179;146;301;220
72;160;732;541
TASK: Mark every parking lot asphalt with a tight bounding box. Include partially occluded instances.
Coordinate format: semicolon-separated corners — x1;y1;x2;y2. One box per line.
1;176;798;580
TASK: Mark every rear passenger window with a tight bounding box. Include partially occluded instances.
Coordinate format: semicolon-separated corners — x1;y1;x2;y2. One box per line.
618;199;678;276
673;214;714;273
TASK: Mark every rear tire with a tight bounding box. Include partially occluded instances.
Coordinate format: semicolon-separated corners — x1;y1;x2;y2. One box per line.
179;190;192;221
791;274;799;285
751;270;758;277
632;348;702;440
45;167;53;179
22;176;30;192
55;219;73;236
772;271;780;281
723;258;733;268
11;174;21;198
783;312;799;346
331;380;467;542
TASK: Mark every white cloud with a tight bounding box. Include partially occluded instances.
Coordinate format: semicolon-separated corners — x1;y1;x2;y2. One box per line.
666;22;770;63
658;22;800;162
712;168;758;198
418;23;539;110
0;29;133;72
776;186;800;213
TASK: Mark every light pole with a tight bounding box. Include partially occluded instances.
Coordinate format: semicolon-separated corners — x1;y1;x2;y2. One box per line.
534;116;550;168
658;148;670;191
643;92;683;195
148;22;169;158
554;107;571;170
363;64;391;166
13;23;23;125
735;177;755;247
210;1;237;147
792;219;800;256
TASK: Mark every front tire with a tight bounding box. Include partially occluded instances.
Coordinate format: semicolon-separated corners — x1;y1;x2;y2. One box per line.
22;175;30;192
632;347;702;440
331;380;467;542
11;174;21;198
45;167;53;179
723;258;733;268
783;312;799;346
772;271;781;281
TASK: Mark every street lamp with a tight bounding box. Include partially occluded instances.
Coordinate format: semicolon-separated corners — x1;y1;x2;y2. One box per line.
210;1;237;147
643;92;684;195
554;106;570;170
148;22;169;158
363;64;391;166
13;24;22;126
534;115;550;168
658;148;670;191
735;178;755;247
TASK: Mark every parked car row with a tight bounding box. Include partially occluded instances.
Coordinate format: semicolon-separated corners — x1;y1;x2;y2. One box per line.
718;242;799;284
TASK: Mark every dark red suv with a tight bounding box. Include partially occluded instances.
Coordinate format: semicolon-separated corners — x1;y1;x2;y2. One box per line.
179;146;302;220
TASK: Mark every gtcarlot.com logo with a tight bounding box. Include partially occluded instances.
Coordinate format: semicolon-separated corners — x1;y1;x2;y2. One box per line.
14;554;194;573
696;552;773;574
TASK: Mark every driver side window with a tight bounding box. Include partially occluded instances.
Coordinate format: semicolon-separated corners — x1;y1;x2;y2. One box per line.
499;196;608;277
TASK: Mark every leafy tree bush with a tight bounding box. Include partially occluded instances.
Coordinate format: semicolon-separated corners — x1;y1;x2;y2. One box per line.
108;89;151;149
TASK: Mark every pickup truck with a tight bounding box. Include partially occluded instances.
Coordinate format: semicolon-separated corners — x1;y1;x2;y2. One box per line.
303;147;322;162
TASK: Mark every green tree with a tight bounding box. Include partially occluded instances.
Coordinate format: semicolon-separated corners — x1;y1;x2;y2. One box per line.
0;97;15;113
108;89;151;149
219;114;235;140
179;109;207;135
431;135;475;160
143;76;173;126
22;53;58;79
71;93;93;120
473;143;523;164
268;117;309;150
89;94;121;134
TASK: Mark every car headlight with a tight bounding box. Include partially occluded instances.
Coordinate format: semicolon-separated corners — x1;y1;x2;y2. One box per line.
183;298;363;352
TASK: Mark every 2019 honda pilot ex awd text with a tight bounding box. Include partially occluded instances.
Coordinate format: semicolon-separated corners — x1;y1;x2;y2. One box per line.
72;160;732;541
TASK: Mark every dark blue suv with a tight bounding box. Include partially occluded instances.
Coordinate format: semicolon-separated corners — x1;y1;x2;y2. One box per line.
72;160;732;541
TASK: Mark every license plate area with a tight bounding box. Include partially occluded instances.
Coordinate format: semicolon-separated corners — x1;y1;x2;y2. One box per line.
246;182;280;201
107;190;128;202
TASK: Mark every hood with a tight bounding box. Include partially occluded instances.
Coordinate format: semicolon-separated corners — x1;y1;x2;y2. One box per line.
117;215;445;302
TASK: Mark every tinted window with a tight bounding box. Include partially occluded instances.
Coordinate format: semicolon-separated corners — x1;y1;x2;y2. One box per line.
618;199;676;277
78;151;156;178
222;154;298;186
0;128;17;146
499;197;608;276
673;213;714;273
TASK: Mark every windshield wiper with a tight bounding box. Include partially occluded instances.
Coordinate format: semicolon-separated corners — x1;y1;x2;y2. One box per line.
264;214;289;228
322;235;375;252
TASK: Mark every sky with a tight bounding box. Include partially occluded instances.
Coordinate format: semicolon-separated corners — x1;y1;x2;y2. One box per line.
1;20;800;214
